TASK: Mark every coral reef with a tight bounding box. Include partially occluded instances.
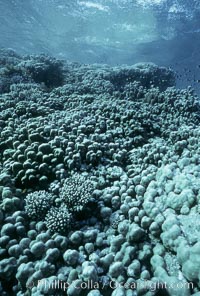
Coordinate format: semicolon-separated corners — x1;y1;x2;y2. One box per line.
0;49;200;296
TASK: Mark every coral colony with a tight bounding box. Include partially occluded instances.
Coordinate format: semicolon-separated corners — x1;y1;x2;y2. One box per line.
0;49;200;295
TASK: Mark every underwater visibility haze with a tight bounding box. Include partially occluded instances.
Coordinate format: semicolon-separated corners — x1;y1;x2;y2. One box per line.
1;0;200;90
0;0;200;295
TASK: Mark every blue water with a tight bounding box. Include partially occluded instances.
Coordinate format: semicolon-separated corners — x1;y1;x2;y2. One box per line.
1;0;200;93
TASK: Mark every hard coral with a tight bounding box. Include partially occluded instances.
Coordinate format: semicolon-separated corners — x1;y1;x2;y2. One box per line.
45;205;73;234
60;173;95;213
25;190;54;221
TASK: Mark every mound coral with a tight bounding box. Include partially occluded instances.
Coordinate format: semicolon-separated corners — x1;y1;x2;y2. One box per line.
0;50;200;295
